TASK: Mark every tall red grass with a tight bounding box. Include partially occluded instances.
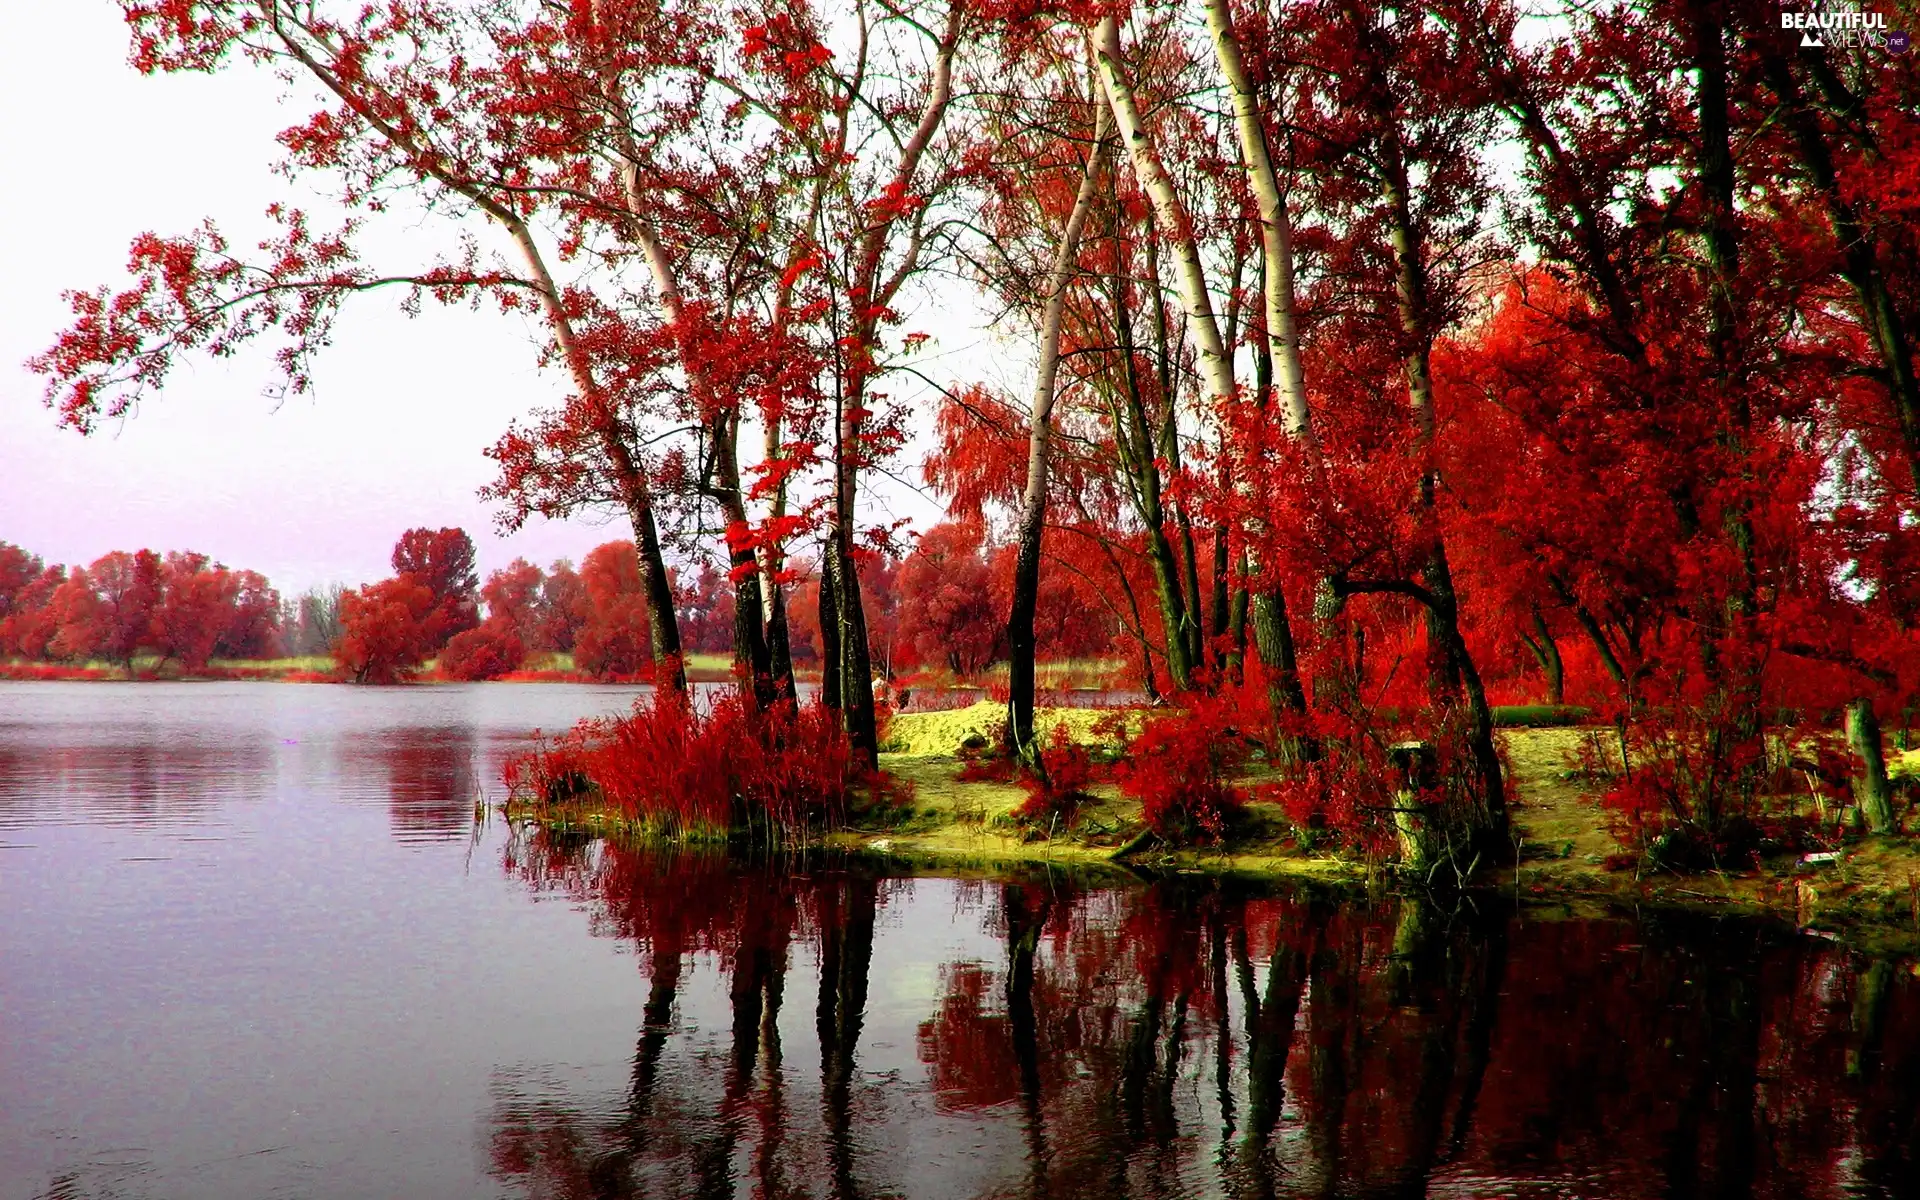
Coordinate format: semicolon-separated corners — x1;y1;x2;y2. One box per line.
504;690;897;838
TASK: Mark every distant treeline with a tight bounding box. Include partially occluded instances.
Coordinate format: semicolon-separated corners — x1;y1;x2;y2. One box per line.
0;523;1116;683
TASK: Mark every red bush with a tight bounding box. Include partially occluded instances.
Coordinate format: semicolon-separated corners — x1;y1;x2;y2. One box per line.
504;692;893;836
1111;695;1251;843
1014;724;1096;826
436;619;527;681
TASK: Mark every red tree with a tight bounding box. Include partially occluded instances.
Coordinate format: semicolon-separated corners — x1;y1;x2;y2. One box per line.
538;561;588;654
437;620;528;681
895;522;1001;676
392;528;480;650
149;552;238;670
334;578;435;684
482;559;548;651
574;542;655;681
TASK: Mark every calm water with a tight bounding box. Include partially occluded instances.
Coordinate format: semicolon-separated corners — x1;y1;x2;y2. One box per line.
2;684;1918;1199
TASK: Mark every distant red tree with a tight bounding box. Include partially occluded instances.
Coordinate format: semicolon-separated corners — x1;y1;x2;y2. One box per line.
335;577;435;684
215;569;281;659
895;522;1001;675
149;552;237;670
858;553;905;678
675;563;736;655
0;565;64;659
82;550;162;673
437;619;528;681
45;569;102;662
574;542;654;680
0;543;39;617
481;558;548;651
787;570;825;665
391;527;479;649
537;560;588;654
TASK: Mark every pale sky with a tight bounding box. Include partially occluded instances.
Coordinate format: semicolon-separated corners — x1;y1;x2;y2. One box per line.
0;3;968;597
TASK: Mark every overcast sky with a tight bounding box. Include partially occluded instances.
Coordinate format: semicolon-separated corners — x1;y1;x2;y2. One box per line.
0;3;970;597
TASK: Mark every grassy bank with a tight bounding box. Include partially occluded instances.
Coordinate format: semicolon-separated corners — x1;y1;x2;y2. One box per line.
0;650;765;684
518;699;1920;949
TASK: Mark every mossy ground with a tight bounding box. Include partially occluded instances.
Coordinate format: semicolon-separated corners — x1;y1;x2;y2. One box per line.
841;708;1920;947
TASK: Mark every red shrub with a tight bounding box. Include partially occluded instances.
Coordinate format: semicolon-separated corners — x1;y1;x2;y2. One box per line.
1596;702;1840;867
1014;724;1096;826
1111;694;1251;843
505;692;890;836
436;619;527;681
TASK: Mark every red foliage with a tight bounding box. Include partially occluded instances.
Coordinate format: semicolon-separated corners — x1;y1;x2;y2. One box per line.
87;550;162;669
537;560;588;653
149;552;238;670
392;527;480;650
3;565;68;660
334;577;435;684
1110;695;1251;843
895;521;1001;675
504;691;890;835
675;562;736;654
1014;724;1097;826
481;558;548;651
573;541;654;680
436;619;528;681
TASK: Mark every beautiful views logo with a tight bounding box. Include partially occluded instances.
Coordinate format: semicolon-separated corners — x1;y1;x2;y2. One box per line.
1780;7;1903;50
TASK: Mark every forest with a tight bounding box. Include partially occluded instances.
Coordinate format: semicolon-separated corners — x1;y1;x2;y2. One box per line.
0;522;1105;682
23;0;1920;883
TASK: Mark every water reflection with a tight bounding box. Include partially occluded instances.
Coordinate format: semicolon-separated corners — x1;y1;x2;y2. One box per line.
0;732;269;828
354;725;481;843
493;831;1920;1200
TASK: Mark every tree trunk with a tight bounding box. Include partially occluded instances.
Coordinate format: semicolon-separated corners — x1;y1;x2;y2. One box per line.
818;570;841;711
825;534;878;764
765;584;795;703
1008;97;1112;760
1104;209;1195;692
826;2;962;770
498;214;686;692
1345;2;1501;833
628;486;688;693
1521;607;1565;705
1202;0;1319;730
710;411;775;707
1848;697;1896;834
1094;16;1237;409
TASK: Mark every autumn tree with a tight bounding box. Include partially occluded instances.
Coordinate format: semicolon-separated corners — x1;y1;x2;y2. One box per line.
538;561;588;655
574;541;656;680
392;528;480;650
335;577;435;684
896;522;1002;677
149;552;240;670
481;558;548;651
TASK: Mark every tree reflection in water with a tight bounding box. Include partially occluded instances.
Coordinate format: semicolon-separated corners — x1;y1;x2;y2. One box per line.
487;828;1920;1199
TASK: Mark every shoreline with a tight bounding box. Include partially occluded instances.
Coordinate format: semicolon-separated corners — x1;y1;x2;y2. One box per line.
510;708;1920;955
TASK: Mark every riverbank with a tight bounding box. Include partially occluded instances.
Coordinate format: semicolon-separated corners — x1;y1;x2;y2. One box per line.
517;699;1920;950
0;651;763;684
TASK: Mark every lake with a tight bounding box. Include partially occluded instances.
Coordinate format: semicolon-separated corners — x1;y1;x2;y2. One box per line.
2;682;1916;1198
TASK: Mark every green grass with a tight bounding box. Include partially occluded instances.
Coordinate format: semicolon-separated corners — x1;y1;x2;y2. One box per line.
206;656;335;671
881;701;1141;756
899;658;1127;691
1492;704;1594;728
